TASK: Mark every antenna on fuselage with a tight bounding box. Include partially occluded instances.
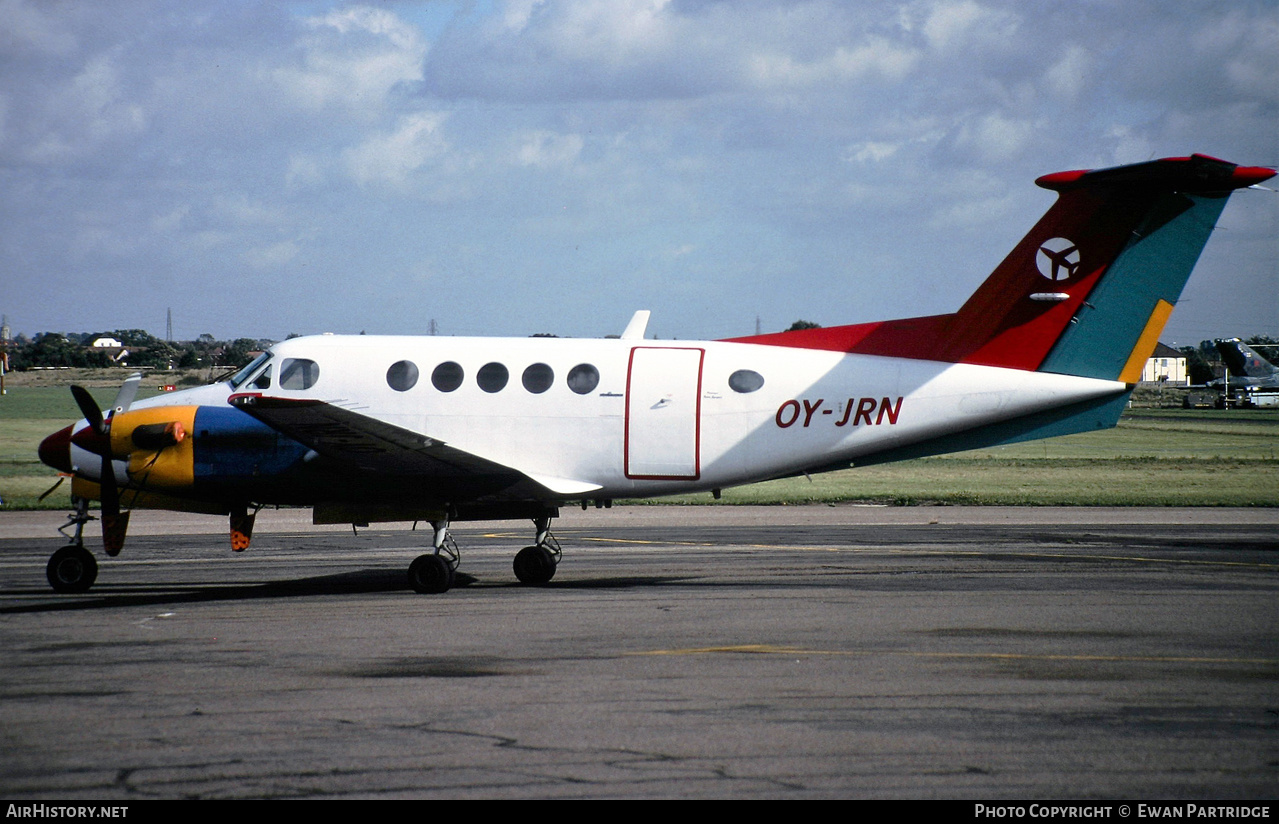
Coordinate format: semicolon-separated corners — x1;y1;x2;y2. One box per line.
621;310;651;340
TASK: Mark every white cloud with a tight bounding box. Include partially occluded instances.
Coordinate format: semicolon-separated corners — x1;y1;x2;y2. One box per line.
918;0;1020;51
844;141;900;164
343;112;450;189
750;38;918;88
0;0;77;56
243;239;300;270
1043;45;1091;103
0;1;1273;342
515;130;584;168
275;5;426;114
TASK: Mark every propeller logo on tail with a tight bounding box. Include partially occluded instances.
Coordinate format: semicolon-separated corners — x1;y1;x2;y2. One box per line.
1036;237;1080;281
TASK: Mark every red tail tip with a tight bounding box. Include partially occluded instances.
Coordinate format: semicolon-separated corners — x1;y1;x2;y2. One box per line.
1232;166;1277;187
1035;170;1087;189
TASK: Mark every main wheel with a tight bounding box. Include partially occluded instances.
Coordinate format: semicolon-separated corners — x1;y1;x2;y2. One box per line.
47;545;98;593
408;553;454;594
513;545;557;585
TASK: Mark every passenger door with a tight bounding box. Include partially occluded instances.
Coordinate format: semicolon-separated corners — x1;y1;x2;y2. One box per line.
624;347;703;480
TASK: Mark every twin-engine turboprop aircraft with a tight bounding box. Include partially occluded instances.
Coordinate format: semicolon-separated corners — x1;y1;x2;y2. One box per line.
37;154;1275;594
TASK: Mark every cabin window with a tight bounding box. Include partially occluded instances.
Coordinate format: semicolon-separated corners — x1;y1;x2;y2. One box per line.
522;363;554;394
386;360;419;392
728;369;765;393
477;362;509;393
250;365;272;390
431;361;464;392
567;363;599;395
279;358;320;390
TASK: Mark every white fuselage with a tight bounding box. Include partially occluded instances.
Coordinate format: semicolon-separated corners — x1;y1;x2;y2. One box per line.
124;333;1123;502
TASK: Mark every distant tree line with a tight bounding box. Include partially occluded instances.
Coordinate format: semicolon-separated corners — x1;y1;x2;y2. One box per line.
5;329;274;372
6;325;1274;380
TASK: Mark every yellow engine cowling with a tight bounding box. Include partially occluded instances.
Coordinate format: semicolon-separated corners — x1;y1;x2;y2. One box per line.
107;406;199;490
70;476;229;515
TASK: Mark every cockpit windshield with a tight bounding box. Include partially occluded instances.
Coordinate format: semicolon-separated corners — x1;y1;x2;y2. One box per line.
227;351;273;389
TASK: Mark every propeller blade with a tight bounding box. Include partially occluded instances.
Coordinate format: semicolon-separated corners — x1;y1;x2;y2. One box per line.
110;372;142;417
70;384;107;434
67;376;137;556
98;452;126;556
99;454;119;518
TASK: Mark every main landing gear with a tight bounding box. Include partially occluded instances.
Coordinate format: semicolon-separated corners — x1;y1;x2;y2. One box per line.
47;498;98;593
513;516;560;585
407;519;459;594
406;515;561;594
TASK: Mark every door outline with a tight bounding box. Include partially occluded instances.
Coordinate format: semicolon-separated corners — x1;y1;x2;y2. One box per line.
624;347;704;480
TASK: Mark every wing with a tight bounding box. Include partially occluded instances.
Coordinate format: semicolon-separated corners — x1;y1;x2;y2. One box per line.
227;393;600;500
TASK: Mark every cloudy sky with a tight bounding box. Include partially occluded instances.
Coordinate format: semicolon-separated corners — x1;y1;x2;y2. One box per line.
2;0;1275;347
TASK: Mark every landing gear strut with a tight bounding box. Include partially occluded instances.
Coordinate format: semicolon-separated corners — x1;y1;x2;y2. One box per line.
407;518;459;594
513;515;560;585
48;498;98;593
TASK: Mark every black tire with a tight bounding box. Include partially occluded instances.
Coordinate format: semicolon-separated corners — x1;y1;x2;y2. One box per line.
513;545;556;585
47;545;98;593
407;553;454;594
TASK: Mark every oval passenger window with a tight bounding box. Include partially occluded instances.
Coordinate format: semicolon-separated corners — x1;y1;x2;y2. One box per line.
431;362;464;392
477;362;509;393
522;363;554;394
566;364;599;395
387;360;419;392
728;369;765;393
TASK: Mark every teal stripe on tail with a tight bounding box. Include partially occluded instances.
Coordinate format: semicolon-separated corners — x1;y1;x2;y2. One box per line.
1038;191;1230;381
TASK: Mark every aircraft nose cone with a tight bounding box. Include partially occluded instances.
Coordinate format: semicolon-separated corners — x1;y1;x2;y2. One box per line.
38;425;74;473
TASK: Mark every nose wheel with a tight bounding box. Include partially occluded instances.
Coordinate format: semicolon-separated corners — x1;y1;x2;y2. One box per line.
46;497;99;593
47;544;98;593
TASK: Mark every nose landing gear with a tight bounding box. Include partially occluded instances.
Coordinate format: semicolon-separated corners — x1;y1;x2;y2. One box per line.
47;497;98;593
47;544;98;593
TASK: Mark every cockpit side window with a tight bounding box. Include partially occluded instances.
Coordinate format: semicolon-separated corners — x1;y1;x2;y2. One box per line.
228;352;272;388
251;365;272;390
279;358;320;390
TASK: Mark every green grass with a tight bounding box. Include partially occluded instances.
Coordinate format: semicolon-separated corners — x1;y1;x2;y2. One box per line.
650;410;1279;506
2;383;1277;509
653;457;1279;507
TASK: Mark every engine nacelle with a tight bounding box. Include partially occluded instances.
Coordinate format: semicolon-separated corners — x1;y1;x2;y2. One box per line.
107;406;199;489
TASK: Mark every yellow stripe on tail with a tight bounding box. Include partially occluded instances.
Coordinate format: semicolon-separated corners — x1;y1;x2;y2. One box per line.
1118;299;1175;384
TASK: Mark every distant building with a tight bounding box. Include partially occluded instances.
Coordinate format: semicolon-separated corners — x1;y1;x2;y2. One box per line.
90;336;124;348
1142;342;1187;385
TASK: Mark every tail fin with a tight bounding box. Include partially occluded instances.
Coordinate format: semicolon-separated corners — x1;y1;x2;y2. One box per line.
728;155;1273;380
1215;338;1279;379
